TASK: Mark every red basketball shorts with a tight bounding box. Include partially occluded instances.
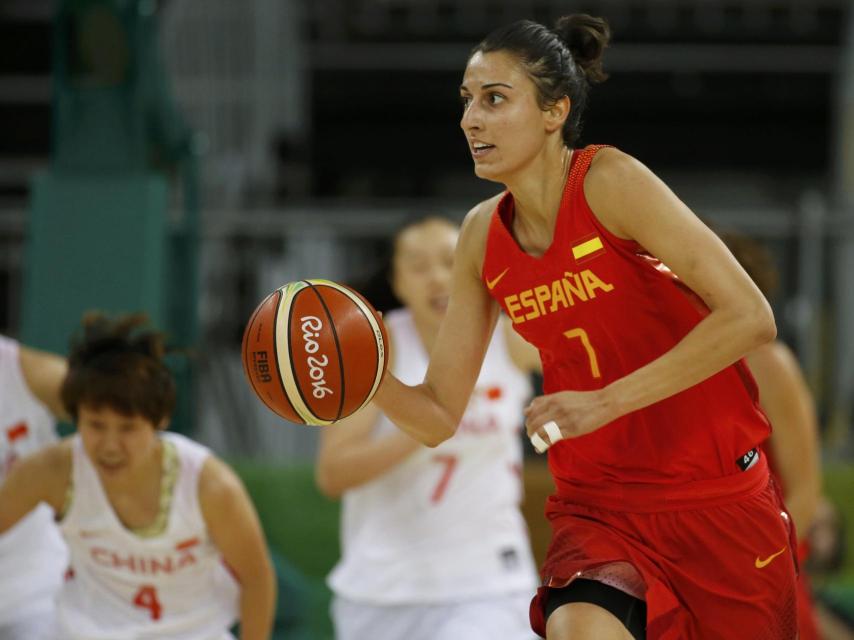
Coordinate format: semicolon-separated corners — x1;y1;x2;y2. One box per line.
530;460;798;639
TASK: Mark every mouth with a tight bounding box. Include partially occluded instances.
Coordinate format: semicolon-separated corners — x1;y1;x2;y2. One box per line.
98;460;125;473
470;141;495;159
429;295;449;314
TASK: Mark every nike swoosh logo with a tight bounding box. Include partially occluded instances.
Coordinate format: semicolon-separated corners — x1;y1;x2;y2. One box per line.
755;546;787;569
486;267;510;290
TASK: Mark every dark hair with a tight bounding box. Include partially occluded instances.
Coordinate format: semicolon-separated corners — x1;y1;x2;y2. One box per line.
470;14;610;146
61;313;176;427
719;231;780;298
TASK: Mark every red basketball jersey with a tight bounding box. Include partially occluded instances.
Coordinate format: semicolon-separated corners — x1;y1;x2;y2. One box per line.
481;145;771;494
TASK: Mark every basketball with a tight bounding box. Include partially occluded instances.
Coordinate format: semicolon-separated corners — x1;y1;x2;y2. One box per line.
241;279;389;425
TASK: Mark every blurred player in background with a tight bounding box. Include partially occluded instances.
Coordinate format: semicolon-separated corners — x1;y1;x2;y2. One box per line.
316;216;541;640
0;313;275;640
721;231;822;640
0;336;69;639
369;14;797;640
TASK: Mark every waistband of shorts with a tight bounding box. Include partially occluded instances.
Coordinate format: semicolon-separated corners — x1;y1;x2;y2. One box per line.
552;453;770;512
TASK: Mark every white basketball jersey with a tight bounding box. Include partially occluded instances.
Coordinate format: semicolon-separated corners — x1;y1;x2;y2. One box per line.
0;336;69;624
58;432;239;640
328;309;538;604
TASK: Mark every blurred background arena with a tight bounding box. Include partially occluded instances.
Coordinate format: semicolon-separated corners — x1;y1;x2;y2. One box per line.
0;0;853;637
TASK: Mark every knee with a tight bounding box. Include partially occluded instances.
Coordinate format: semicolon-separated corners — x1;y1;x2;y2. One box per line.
546;602;633;640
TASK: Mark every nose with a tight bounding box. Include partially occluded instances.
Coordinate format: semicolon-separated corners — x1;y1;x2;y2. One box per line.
98;430;123;456
428;263;452;289
460;100;482;133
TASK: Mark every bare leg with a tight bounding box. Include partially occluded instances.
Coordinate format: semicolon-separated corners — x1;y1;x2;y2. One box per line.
546;602;635;640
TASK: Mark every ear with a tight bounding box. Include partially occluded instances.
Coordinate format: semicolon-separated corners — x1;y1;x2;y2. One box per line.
544;96;571;134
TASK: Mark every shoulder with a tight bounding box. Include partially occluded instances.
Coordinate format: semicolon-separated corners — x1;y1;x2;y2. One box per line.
18;344;69;419
461;192;504;240
28;438;72;472
166;431;210;459
197;456;259;533
459;192;505;273
464;191;505;222
585;147;651;193
746;341;801;380
18;343;66;374
198;455;247;510
17;440;72;508
583;147;682;239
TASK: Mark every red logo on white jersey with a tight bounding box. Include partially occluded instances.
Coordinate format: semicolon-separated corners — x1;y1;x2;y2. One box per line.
485;386;503;400
90;544;200;575
5;422;28;442
457;414;499;434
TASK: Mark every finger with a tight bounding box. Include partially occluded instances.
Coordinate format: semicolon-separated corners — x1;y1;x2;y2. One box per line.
529;420;564;453
525;402;552;435
530;432;549;454
543;420;563;444
524;396;547;421
525;417;539;438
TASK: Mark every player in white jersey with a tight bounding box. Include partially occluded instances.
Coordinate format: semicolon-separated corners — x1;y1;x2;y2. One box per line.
0;335;69;640
316;217;542;640
0;314;276;640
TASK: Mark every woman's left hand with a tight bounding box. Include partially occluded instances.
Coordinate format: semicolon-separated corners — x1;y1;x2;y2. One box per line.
523;389;618;453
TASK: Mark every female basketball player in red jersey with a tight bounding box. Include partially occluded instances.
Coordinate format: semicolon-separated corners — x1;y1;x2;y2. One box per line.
370;14;797;640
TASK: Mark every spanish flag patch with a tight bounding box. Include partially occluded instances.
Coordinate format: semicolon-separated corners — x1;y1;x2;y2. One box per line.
571;235;605;262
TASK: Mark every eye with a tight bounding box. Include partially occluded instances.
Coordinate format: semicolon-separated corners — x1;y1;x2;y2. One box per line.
460;95;472;109
487;92;505;105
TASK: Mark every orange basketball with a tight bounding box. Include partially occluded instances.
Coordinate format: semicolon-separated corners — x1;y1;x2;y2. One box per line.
241;279;389;425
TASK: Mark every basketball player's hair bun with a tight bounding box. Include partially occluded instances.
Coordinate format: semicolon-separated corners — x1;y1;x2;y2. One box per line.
62;313;177;424
554;14;611;84
71;313;169;368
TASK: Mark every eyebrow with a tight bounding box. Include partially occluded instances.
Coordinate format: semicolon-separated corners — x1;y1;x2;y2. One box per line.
459;82;514;92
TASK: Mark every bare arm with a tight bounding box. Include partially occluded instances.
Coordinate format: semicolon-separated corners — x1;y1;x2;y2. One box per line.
0;442;70;534
199;457;276;640
746;342;821;535
19;345;70;422
373;200;500;446
315;402;421;498
526;149;776;440
501;314;541;374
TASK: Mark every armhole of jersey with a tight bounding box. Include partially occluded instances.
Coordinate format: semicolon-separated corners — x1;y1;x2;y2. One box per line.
169;433;212;532
385;314;402;377
477;191;511;287
571;145;641;253
367;317;401;440
57;438;82;523
57;476;73;522
493;321;534;399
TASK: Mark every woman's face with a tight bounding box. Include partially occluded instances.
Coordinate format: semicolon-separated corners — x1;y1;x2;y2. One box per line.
392;220;458;326
78;404;161;481
460;50;553;182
